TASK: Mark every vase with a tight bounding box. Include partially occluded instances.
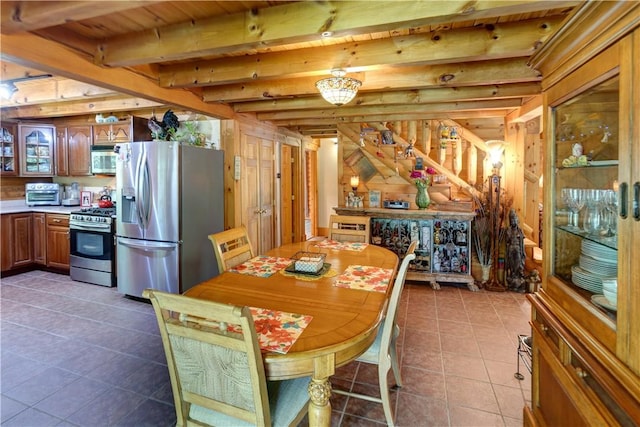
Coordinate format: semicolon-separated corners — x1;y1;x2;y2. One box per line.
415;184;430;209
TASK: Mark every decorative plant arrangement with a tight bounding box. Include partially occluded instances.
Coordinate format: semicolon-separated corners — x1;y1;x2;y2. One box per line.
410;167;436;209
148;110;207;146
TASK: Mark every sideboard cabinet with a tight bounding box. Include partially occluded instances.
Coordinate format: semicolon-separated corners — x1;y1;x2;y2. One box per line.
335;207;476;291
526;3;639;425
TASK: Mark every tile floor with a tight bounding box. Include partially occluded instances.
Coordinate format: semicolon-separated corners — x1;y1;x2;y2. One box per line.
1;270;532;426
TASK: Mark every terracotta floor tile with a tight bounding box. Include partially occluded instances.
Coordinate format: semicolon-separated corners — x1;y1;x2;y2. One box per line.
396;393;450;427
1;272;533;426
448;405;505;426
445;376;500;413
442;353;489;382
440;333;481;357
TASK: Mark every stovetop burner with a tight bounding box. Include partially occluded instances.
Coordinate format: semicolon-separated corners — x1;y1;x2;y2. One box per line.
72;207;116;217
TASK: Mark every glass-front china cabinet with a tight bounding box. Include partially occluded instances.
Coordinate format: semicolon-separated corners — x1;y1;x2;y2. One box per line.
526;3;639;425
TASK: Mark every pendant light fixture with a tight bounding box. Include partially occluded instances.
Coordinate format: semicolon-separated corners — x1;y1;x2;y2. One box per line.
315;69;362;106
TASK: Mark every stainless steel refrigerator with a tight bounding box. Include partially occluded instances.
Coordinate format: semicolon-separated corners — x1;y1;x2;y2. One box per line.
115;141;224;297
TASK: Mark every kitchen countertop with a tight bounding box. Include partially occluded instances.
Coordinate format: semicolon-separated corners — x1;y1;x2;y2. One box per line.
0;200;78;215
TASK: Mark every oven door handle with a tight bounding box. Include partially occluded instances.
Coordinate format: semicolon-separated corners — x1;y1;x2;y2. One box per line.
70;223;112;232
117;238;177;252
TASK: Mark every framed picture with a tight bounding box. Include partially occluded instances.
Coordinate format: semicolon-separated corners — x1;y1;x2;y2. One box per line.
368;190;381;208
81;191;92;207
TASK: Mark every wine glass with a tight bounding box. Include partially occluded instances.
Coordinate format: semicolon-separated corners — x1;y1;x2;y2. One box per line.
583;189;604;235
564;188;585;230
601;189;618;237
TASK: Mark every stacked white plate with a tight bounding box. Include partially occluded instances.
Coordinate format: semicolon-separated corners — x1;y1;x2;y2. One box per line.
571;240;617;293
581;240;617;262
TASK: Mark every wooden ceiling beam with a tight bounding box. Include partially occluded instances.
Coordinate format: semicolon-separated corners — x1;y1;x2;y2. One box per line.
97;1;579;67
0;1;160;34
203;57;540;102
257;99;521;121
269;110;514;127
160;17;562;88
2;96;164;119
0;32;236;120
234;82;541;113
3;78;119;107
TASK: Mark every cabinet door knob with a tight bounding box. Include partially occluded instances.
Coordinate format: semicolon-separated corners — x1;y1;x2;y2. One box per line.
575;367;588;379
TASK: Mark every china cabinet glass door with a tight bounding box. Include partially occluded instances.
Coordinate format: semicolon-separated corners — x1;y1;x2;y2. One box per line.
550;74;620;332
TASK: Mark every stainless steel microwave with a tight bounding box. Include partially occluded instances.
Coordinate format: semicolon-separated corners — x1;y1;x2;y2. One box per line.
91;146;117;175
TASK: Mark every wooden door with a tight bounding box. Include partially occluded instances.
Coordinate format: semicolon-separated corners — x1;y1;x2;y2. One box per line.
306;150;318;239
242;134;274;254
67;126;92;176
281;144;293;244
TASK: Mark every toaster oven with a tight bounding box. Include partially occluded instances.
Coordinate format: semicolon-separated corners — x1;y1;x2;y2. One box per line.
25;183;62;206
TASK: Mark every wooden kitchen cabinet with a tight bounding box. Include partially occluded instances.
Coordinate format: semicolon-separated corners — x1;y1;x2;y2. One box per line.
33;212;46;265
56;125;92;176
0;213;33;271
46;213;70;270
526;3;640;425
18;123;55;176
1;123;18;176
92;116;149;145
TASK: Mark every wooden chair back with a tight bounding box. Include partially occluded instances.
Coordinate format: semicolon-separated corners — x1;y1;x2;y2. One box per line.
144;289;272;426
328;214;370;243
208;226;255;273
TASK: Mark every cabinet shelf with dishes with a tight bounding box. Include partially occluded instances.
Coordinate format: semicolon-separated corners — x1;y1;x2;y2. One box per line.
1;125;18;175
525;3;640;425
18;124;55;176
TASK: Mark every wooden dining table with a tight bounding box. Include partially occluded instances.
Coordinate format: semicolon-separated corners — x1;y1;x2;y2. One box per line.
184;240;398;426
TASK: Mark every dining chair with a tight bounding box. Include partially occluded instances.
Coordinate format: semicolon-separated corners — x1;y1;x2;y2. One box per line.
143;289;310;427
333;240;417;426
328;214;370;243
208;226;255;273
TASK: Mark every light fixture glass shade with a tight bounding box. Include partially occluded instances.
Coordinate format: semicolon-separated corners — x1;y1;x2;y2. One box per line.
316;70;362;106
350;175;360;189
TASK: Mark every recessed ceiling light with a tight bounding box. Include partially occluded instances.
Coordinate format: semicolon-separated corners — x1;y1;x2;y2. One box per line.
321;31;333;38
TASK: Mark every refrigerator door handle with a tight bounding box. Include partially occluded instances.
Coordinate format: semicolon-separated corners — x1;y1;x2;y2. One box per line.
135;149;151;229
118;238;177;252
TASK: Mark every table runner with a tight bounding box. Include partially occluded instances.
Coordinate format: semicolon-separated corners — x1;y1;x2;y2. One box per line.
228;307;312;354
313;240;368;252
334;265;394;292
228;255;292;277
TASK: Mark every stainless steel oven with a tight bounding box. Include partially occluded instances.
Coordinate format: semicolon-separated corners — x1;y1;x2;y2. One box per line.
69;208;116;287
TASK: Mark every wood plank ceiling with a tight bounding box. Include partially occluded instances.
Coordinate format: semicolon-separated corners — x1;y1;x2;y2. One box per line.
0;1;580;138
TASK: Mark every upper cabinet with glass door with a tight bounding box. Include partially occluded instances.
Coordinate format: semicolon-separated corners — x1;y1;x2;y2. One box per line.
18;124;55;177
552;76;619;315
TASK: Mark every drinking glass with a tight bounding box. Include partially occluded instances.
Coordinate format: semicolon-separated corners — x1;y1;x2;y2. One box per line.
601;189;618;237
564;188;585;230
583;189;604;235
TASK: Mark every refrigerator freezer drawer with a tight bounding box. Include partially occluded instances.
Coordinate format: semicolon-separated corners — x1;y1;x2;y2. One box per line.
116;237;179;297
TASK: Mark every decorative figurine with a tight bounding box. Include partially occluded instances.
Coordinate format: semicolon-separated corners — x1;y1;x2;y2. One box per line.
505;209;526;293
